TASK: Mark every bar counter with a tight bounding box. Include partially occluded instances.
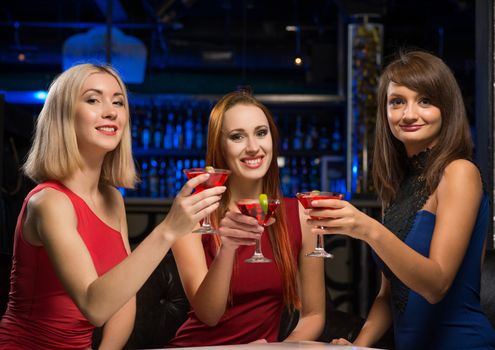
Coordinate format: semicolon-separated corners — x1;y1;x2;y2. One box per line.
162;341;383;350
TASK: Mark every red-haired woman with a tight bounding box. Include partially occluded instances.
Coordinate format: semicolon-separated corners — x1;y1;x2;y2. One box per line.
169;91;325;346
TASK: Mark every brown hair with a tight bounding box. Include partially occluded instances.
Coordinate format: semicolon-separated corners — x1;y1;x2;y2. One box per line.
372;50;472;206
23;63;137;188
207;90;301;310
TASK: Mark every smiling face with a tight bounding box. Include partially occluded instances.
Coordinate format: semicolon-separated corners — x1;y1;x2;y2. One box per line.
221;103;273;182
74;72;126;156
386;82;442;156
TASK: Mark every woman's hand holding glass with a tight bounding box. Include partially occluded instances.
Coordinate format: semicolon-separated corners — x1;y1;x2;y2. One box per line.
297;191;343;258
218;211;274;251
161;173;226;240
183;167;231;234
306;198;373;241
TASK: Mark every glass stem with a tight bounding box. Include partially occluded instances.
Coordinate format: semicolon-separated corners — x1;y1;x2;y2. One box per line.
255;237;263;256
316;231;325;251
203;214;212;228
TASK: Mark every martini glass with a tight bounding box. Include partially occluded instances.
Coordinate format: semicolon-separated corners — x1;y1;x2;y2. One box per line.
236;198;280;263
296;191;343;258
183;167;231;234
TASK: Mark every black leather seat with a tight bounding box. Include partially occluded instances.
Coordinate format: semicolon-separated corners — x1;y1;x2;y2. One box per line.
0;249;364;349
122;252;190;348
92;252;189;349
0;252;12;316
94;251;364;349
279;289;364;343
481;248;495;328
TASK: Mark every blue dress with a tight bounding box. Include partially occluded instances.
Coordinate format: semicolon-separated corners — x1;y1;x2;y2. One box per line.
375;193;495;350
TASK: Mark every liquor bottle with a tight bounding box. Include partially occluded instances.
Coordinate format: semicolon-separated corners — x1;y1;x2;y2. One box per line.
174;109;184;149
194;114;204;150
159;159;167;198
153;108;164;149
309;157;320;191
163;111;174;149
332;118;343;153
184;108;194;149
319;127;330;151
141;109;152;150
175;159;184;193
280;158;291;196
308;122;319;150
166;158;176;196
292;115;303;151
300;157;309;191
184;158;191;171
131;107;142;149
304;126;314;150
290;157;300;194
148;158;159;197
280;113;289;151
139;158;149;197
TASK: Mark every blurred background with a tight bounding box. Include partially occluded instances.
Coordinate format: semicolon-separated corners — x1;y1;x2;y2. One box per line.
0;0;492;320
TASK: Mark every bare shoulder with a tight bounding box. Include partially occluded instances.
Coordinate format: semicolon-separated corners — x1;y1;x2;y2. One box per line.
437;159;482;200
28;187;74;216
26;187;78;234
442;159;481;186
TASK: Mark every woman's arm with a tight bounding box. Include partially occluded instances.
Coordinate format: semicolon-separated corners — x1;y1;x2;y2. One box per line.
98;209;136;349
98;297;136;350
25;174;224;326
172;211;263;326
352;274;392;346
331;274;393;346
284;203;325;341
311;160;482;304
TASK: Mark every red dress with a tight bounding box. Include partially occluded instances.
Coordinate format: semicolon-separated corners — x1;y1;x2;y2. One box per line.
0;181;128;350
169;198;302;346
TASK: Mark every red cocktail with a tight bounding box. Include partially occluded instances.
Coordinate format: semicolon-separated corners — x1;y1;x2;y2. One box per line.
184;167;231;234
237;200;279;226
236;198;280;263
296;191;343;258
184;169;230;193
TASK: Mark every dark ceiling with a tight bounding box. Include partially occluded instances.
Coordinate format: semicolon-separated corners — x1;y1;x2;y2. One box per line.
0;0;475;95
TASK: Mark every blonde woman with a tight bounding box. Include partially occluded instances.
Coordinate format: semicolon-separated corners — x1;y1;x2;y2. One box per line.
0;64;224;349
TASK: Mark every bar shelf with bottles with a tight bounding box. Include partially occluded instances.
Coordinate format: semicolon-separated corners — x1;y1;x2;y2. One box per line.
124;94;347;199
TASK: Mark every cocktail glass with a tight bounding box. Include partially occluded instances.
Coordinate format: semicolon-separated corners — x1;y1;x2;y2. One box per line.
296;191;343;258
236;198;280;263
183;167;231;234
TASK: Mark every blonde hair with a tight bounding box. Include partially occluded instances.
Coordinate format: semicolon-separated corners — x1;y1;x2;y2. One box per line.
23;63;137;188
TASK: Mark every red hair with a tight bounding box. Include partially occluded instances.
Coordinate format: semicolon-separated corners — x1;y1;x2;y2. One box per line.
207;90;301;310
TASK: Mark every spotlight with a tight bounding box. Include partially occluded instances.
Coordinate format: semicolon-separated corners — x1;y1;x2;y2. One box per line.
294;56;303;66
17;53;26;61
